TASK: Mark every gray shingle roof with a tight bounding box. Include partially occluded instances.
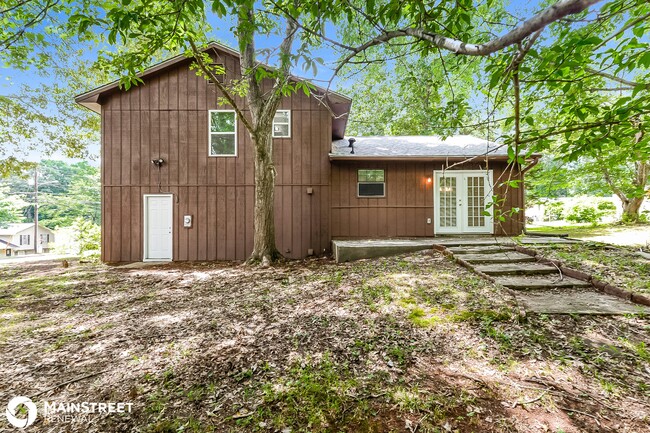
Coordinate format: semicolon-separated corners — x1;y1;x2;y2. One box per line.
330;135;507;158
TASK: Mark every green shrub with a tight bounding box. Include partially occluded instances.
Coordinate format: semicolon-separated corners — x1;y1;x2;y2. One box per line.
565;204;601;225
597;201;617;217
544;201;564;221
73;218;100;253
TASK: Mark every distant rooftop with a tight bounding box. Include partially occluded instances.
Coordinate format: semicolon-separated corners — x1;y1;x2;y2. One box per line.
0;223;52;236
330;135;507;159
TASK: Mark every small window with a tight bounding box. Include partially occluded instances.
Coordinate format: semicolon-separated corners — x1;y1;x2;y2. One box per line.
20;234;30;245
40;234;50;243
272;110;291;138
209;110;237;156
358;169;385;197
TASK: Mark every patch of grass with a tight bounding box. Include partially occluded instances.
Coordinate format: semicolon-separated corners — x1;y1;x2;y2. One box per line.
358;282;393;307
527;242;650;294
65;298;80;308
244;354;374;432
50;334;74;351
450;309;513;323
144;418;211;433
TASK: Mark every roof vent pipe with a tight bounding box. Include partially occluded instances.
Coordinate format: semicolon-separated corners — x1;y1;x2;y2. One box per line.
348;137;356;154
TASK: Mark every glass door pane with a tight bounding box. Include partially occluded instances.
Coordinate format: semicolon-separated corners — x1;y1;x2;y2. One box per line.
436;173;460;233
466;175;486;228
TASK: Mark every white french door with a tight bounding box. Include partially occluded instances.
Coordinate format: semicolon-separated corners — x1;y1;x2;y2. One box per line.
143;194;173;261
433;170;494;234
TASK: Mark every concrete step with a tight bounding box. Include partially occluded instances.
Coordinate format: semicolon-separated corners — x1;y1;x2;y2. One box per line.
449;245;516;255
494;275;592;290
434;239;516;248
458;252;536;264
515;290;647;314
332;239;434;263
473;262;558;276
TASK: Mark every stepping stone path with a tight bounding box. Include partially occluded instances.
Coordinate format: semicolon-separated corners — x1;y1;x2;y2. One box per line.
435;237;648;315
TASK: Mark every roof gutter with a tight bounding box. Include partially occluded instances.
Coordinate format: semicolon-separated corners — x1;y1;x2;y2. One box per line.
329;154;538;162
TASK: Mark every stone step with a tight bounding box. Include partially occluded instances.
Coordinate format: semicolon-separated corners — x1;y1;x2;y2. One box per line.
434;239;516;248
515;290;647;314
458;252;536;264
449;245;516;255
519;237;579;245
494;275;592;290
473;262;558;276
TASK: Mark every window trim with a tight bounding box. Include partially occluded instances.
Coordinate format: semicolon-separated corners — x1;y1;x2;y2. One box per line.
208;110;238;157
357;169;386;198
20;234;30;245
272;109;291;138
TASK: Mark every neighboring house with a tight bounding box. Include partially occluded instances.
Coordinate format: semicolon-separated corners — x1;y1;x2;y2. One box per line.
0;223;55;256
76;42;533;263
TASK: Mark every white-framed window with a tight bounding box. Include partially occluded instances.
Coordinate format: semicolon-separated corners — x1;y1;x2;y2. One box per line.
19;234;30;245
358;169;385;197
209;110;237;156
40;234;50;243
272;110;291;138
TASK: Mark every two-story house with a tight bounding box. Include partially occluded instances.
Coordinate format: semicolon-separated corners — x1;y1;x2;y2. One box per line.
76;42;529;263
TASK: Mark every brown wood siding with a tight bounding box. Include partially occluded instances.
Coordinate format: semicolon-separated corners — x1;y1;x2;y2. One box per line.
330;160;525;238
100;52;333;262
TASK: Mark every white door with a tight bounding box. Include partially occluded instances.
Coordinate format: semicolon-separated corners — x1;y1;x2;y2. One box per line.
144;194;173;261
434;170;493;234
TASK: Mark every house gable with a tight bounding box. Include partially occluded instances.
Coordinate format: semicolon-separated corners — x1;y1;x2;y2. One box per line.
75;42;351;140
87;43;340;262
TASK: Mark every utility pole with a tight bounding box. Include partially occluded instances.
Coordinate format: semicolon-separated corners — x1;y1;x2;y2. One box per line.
34;166;39;254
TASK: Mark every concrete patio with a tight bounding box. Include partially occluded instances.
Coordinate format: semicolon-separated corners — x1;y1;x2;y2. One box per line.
332;236;648;314
331;235;576;263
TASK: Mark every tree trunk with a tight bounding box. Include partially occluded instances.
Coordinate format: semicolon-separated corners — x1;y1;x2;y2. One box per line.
249;130;280;265
621;196;644;223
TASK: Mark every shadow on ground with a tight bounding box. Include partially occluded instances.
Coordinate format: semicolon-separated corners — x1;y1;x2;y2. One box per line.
0;253;648;432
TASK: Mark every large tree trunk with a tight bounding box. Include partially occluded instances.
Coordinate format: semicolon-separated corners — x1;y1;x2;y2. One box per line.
621;196;645;223
249;129;280;265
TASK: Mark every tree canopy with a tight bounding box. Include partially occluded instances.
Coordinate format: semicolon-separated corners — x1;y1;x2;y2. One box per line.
0;160;100;228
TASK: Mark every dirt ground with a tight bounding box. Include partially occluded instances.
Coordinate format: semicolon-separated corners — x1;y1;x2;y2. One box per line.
1;252;649;432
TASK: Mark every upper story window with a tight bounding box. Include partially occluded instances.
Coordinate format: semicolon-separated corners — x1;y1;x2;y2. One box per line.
272;110;291;138
19;234;30;245
209;110;237;157
40;234;50;243
358;169;385;197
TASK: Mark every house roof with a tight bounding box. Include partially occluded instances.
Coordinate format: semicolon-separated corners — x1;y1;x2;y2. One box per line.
74;42;352;139
330;135;534;161
0;223;52;236
0;238;20;248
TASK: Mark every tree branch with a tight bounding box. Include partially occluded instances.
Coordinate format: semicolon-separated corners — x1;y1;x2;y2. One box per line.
595;11;650;49
237;6;262;107
334;0;602;76
187;39;254;133
585;67;649;88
